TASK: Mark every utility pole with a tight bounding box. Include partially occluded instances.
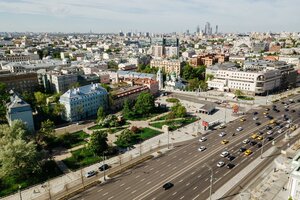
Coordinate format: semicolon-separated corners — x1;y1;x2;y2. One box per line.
103;151;106;181
260;138;265;159
205;164;213;200
18;185;22;200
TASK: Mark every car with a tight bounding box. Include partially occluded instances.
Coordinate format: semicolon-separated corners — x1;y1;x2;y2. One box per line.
272;105;277;109
99;164;110;171
227;155;236;161
258;130;264;134
291;109;296;113
85;170;96;178
239;147;247;152
253;111;258;115
240;118;246;122
267;115;273;120
266;136;274;141
236;127;243;132
220;151;229;157
285;108;289;112
219;123;226;129
276;109;280;113
226;163;235;169
290;126;297;131
217;161;225;167
269;120;276;124
257;143;262;148
266;126;272;130
289;99;294;103
244;149;252;156
284;105;289;108
287;119;292;123
249;141;257;146
257;136;264;140
253;116;259;120
221;140;229;145
285;124;291;128
243;139;250;144
199;137;207;142
281;101;285;104
251;134;258;139
198;146;206;151
263;112;268;115
297;99;300;103
255;122;261;126
267;130;273;135
265;108;270;111
163;182;174;190
219;132;226;137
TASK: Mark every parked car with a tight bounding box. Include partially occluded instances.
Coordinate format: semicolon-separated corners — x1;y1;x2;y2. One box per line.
85;170;96;178
99;164;110;171
220;151;229;157
226;163;235;169
198;146;206;151
199;137;207;142
219;132;226;137
227;155;236;161
239;147;246;152
236;127;243;132
243;139;250;144
217;161;225;167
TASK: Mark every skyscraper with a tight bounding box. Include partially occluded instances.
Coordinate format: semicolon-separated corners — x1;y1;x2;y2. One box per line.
204;22;211;35
215;25;218;34
196;25;200;34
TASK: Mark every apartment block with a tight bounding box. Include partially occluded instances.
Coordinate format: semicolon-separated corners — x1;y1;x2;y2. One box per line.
150;59;181;76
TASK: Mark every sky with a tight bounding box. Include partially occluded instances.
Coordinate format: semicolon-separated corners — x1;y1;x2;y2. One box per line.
0;0;299;33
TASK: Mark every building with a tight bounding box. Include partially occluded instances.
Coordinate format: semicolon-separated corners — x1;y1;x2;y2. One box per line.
206;61;297;95
150;59;181;76
47;72;78;93
150;37;179;58
6;92;34;131
59;83;108;121
0;54;39;62
287;151;300;200
0;72;39;93
118;63;137;71
111;85;150;110
189;53;228;67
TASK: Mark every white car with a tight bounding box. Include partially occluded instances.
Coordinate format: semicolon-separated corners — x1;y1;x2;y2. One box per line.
217;161;225;167
219;132;226;137
243;139;250;144
198;146;206;151
253;116;258;120
85;170;96;178
287;119;292;124
284;105;289;108
236;127;243;132
199;137;207;142
277;129;283;134
220;151;229;157
267;130;273;135
285;124;290;128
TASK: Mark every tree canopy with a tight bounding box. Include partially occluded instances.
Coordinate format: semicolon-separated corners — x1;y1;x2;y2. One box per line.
88;131;108;156
134;92;155;116
97;106;106;122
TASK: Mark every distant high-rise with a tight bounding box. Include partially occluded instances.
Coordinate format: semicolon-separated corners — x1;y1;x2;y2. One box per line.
196;25;200;34
204;22;211;35
215;25;218;34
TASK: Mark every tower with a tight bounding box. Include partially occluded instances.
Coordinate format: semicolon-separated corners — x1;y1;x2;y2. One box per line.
215;25;218;34
157;68;163;90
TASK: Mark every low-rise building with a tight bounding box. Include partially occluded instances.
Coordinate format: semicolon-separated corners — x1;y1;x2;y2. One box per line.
59;83;108;121
0;72;39;93
150;59;181;76
47;72;78;93
6;92;34;131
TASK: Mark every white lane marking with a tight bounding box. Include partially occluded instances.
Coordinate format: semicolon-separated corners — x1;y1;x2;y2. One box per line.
149;168;154;171
179;179;183;183
180;196;185;199
198;175;202;178
193;186;198;190
154;171;159;174
173;166;177;170
188;152;192;155
179;158;183;161
167;164;171;167
135;175;140;178
184;160;188;163
151;198;156;200
205;178;208;181
173;155;177;158
186;182;190;186
160;173;165;177
215;170;219;174
173;192;177;196
140;178;145;182
192;194;200;200
201;186;209;193
194;154;198;157
146;181;151;185
162;161;166;164
144;165;149;168
132;190;136;194
97;188;103;192
120;183;125;187
103;192;108;196
191;171;195;175
108;196;114;200
125;187;131;190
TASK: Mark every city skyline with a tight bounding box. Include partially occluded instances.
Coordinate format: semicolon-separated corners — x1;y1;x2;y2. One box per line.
0;0;299;33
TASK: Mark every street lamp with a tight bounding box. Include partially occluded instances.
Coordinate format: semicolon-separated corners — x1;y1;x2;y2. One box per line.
18;185;22;200
103;151;106;181
205;164;213;200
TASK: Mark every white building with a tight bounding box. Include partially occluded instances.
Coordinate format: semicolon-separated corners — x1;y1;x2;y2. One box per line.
59;83;108;122
206;61;297;95
287;152;300;200
47;72;78;93
6;92;34;131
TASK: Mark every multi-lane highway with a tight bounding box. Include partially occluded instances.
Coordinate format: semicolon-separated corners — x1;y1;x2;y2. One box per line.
71;96;300;200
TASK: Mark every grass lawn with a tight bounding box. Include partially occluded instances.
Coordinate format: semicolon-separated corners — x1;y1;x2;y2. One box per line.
88;122;129;130
50;130;89;149
127;108;169;121
166;98;179;103
139;128;162;140
237;96;255;100
63;147;102;170
0;160;63;197
150;117;198;131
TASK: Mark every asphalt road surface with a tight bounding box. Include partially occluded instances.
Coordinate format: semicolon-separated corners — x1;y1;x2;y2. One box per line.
71;96;300;200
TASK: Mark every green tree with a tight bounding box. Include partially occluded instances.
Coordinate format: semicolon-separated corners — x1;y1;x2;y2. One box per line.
182;64;194;80
234;89;244;97
107;60;118;70
188;78;200;91
97;106;106;122
88;131;108;156
134;92;155;116
34;91;47;106
0;82;9;121
0;122;40;179
122;100;133;119
171;103;187;118
199;80;208;91
53;103;65;117
100;83;111;92
115;129;139;148
36;119;55;148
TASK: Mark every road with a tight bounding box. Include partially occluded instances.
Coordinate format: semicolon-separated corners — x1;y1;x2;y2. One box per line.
71;96;300;200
